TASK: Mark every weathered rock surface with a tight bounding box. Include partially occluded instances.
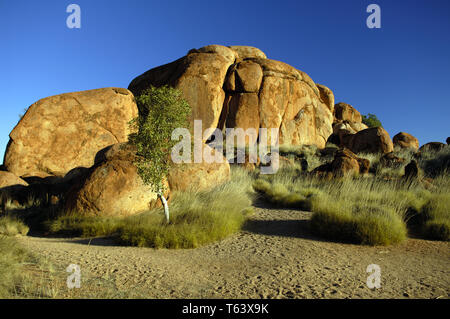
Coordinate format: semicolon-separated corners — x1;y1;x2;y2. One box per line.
224;93;260;145
404;160;419;179
224;60;263;93
334;102;362;123
65;147;167;217
0;171;29;189
343;127;394;154
419;142;446;153
379;152;405;168
4;88;138;178
228;46;267;60
168;145;230;192
129;46;235;140
317;84;335;113
129;45;333;148
313;148;369;177
393;132;419;150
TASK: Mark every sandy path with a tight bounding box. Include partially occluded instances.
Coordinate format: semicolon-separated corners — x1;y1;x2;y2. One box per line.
18;208;449;299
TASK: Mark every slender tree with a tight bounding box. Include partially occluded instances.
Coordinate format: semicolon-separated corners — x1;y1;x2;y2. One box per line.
128;85;191;222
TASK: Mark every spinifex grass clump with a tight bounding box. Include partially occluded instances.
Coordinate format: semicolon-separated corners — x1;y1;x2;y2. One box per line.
0;236;32;297
47;168;255;249
252;167;414;245
117;170;254;248
0;215;29;236
310;195;407;246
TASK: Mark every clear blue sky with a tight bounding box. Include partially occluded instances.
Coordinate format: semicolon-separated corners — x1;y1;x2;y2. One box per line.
1;0;449;162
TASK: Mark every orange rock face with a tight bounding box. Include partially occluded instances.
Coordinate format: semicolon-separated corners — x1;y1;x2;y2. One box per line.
393;132;419;150
168;145;231;193
129;45;333;148
129;46;234;141
334;102;362;123
344;127;394;154
4;88;138;178
66;157;166;217
0;171;29;189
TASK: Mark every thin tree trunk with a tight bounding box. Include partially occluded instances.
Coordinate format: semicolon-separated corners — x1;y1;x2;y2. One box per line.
158;192;169;223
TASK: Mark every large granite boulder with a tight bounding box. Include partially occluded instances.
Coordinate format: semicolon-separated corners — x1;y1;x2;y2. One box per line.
343;127;394;154
393;132;419;150
65;143;231;216
3;88;138;178
419;142;446;153
128;45;235;140
128;45;333;148
313;148;369;177
65;146;168;217
334;102;362;123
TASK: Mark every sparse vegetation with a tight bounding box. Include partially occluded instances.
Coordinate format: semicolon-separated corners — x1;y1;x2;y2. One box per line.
362;113;382;128
46;167;255;248
0;215;29;236
251;145;450;245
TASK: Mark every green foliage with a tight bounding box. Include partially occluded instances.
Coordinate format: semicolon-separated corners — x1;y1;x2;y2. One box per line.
128;85;191;194
362;113;382;128
46;168;254;249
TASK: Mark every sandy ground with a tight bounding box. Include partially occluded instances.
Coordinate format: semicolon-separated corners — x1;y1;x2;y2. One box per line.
18;207;450;299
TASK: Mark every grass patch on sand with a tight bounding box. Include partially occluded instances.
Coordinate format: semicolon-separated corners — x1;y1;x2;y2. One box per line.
252;165;449;245
0;234;63;298
47;167;255;249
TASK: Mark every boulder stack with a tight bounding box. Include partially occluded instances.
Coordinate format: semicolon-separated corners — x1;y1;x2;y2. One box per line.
128;45;333;148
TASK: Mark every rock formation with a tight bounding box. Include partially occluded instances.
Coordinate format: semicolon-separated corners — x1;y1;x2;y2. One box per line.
3;88;138;178
419;142;446;153
64;143;230;217
0;171;28;189
313;148;370;177
393;132;419;150
128;45;333;148
341;127;394;154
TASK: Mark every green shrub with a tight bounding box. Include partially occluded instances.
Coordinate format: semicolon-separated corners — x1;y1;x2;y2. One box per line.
117;173;254;248
362;113;382;128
